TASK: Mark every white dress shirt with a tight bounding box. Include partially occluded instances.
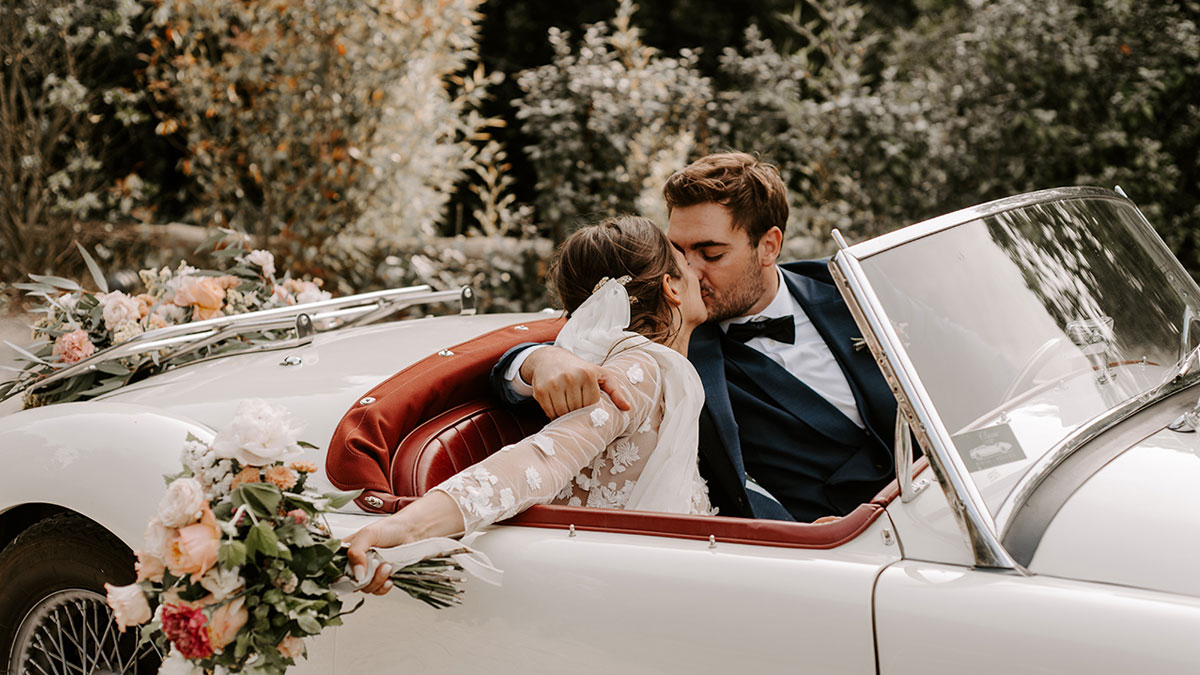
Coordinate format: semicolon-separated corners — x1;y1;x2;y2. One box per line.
721;267;865;429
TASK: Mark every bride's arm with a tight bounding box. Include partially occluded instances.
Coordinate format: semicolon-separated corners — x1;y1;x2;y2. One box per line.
345;350;661;594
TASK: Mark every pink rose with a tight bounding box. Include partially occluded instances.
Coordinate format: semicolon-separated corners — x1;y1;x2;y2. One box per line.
173;276;227;320
207;596;248;651
105;583;152;632
53;328;95;364
161;604;213;659
165;505;220;581
277;635;306;660
135;549;166;583
286;509;308;525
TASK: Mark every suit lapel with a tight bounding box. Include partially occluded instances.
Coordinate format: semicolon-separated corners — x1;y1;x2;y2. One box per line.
721;337;863;442
782;267;895;442
688;323;745;480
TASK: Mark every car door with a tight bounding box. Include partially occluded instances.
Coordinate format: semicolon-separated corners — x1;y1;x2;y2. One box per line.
327;511;900;674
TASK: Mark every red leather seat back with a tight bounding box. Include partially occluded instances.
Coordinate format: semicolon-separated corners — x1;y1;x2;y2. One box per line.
325;317;564;512
391;400;549;496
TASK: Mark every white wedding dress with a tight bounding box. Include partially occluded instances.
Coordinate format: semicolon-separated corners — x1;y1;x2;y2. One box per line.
431;280;714;534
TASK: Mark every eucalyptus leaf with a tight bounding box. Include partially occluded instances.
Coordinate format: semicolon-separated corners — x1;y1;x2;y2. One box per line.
81;376;127;397
295;614;321;635
4;341;52;366
13;282;54;293
28;274;81;291
75;242;109;293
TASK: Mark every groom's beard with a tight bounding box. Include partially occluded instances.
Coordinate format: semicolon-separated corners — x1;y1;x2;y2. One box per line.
703;251;768;323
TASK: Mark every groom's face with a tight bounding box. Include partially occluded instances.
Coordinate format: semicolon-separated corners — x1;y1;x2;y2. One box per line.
667;202;775;322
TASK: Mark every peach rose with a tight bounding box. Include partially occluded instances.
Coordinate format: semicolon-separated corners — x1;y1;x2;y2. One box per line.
135;549;166;583
277;635;305;660
105;583;151;632
53;328;95;364
165;504;220;582
173;276;227;320
264;465;298;490
207;596;248;651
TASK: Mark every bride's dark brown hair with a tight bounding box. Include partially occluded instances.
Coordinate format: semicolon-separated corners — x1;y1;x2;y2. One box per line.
550;215;682;345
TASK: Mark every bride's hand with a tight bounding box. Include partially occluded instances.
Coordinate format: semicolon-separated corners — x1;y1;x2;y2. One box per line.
344;517;415;595
343;492;467;595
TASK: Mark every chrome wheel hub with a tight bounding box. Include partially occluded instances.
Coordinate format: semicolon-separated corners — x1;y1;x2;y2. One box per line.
11;589;159;675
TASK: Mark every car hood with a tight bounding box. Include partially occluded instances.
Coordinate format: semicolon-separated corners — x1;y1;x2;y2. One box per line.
104;312;547;490
1027;424;1200;597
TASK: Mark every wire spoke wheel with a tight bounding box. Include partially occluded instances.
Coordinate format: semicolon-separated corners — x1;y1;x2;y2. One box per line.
10;589;158;675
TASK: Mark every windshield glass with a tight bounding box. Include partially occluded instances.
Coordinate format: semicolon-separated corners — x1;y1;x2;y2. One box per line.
859;195;1200;513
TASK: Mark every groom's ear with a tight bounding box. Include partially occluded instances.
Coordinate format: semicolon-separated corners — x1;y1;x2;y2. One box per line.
661;273;683;307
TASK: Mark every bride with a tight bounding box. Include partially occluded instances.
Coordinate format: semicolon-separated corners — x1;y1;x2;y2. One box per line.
346;215;710;594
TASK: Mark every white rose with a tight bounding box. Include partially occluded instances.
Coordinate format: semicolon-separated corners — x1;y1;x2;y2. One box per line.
212;399;303;467
244;250;275;278
143;518;174;559
104;582;151;632
199;566;244;602
159;650;204;675
157;478;207;528
98;291;142;331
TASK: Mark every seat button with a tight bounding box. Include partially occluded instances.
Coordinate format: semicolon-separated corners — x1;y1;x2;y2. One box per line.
364;495;384;509
360;397;376;405
438;349;454;357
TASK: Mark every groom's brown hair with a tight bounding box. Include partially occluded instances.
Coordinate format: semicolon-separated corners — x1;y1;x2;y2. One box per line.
662;152;789;244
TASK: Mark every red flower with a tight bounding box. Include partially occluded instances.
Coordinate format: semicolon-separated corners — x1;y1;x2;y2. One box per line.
161;604;214;659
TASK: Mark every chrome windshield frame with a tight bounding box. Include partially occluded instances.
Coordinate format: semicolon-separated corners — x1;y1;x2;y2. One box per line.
830;251;1019;569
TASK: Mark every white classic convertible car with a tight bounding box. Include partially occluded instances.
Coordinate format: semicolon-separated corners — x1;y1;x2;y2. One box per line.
2;187;1200;674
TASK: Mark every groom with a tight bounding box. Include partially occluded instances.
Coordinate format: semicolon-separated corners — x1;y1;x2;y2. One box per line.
493;152;897;522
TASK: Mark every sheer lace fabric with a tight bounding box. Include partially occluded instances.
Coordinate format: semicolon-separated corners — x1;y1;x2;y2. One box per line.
432;348;713;534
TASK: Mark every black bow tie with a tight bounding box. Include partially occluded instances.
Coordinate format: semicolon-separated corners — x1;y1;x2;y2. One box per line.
725;316;795;344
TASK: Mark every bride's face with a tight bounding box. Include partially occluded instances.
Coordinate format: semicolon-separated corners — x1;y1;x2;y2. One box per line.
671;247;708;329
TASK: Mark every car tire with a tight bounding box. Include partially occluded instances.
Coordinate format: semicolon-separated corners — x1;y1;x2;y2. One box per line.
0;513;161;674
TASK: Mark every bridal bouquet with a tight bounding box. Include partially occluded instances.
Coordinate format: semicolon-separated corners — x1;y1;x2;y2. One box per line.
104;400;469;674
1;230;331;408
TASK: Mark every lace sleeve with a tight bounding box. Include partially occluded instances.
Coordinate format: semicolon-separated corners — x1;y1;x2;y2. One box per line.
431;349;662;534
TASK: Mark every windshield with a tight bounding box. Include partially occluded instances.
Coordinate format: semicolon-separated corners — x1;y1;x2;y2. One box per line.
859;194;1200;513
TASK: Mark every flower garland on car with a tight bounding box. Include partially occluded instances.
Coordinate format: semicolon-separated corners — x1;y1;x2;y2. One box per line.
105;400;484;674
0;231;332;408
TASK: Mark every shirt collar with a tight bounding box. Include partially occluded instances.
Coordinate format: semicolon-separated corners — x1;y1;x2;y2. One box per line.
720;267;792;332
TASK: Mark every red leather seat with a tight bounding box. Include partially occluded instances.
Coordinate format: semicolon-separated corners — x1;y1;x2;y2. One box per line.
391;400;548;497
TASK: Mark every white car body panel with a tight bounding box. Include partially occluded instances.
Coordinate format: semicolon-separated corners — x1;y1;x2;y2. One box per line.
0;402;212;546
326;513;900;674
875;561;1200;674
1029;427;1200;597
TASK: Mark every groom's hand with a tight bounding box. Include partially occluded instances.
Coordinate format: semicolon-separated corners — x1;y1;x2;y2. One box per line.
521;346;632;419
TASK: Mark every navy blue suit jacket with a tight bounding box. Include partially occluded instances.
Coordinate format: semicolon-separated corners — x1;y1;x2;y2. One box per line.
691;261;897;520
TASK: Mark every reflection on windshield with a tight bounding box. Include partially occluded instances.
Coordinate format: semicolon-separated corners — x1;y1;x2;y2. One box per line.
860;196;1200;512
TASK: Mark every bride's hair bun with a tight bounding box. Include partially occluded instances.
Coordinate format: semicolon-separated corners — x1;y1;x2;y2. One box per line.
550;216;681;344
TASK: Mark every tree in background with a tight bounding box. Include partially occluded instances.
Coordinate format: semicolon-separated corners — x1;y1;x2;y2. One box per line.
144;0;508;289
0;0;173;283
512;0;712;241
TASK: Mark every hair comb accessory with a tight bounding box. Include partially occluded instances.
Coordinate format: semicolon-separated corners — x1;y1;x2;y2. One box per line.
591;275;632;295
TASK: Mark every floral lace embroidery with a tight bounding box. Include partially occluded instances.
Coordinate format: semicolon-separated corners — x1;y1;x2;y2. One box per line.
530;433;555;456
589;408;610;427
586;480;636;508
626;363;644;384
525;466;542;490
609;437;640;474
